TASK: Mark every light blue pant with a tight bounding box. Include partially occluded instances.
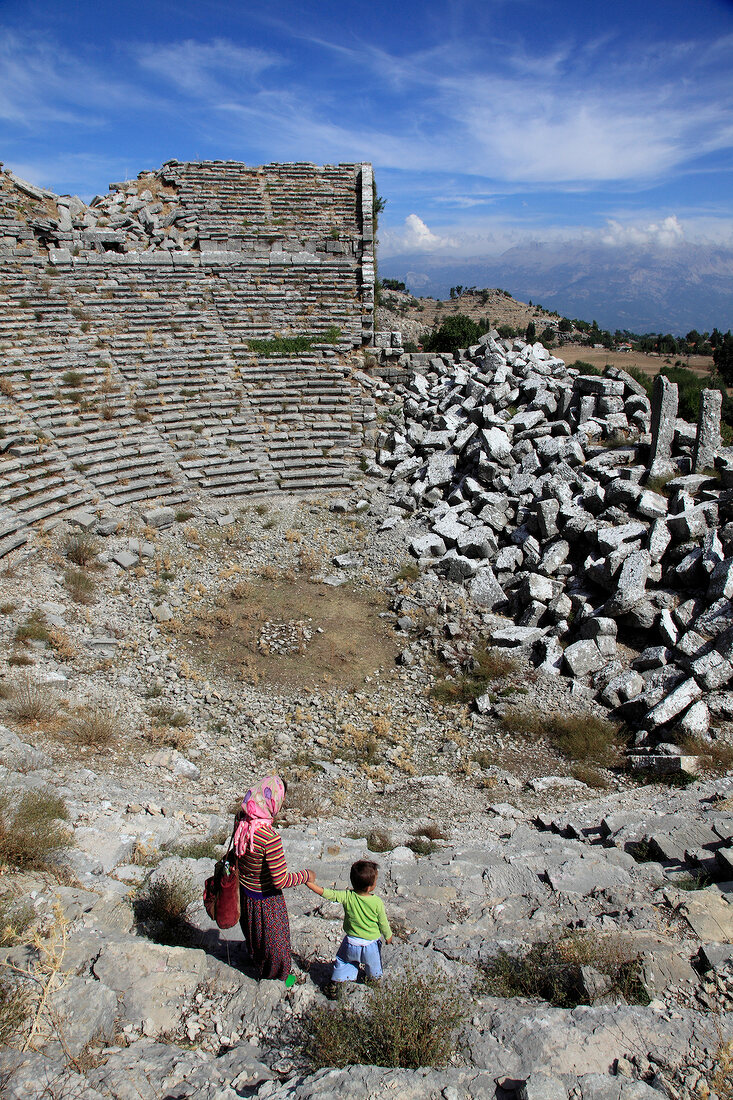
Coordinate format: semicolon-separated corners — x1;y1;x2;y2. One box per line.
331;937;383;982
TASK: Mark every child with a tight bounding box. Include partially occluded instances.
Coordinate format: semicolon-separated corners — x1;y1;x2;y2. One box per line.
306;858;392;986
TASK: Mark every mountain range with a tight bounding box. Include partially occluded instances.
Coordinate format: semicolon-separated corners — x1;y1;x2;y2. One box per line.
382;240;733;336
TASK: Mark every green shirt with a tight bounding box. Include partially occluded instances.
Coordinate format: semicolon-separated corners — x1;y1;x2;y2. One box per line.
322;888;392;942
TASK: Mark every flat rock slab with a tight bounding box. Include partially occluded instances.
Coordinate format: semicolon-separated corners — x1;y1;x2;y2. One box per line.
676;889;733;942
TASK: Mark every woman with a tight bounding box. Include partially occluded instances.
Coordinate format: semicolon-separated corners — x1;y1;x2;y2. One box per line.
233;775;312;983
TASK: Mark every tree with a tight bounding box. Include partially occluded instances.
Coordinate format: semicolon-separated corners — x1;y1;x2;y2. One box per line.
423;314;490;353
558;318;572;334
525;321;536;343
713;331;733;385
539;326;555;348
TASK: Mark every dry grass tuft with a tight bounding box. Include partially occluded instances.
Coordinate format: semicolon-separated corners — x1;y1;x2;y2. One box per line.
501;707;620;765
133;870;197;945
69;706;117;747
6;674;54;723
0;789;71;868
711;1038;733;1100
14;611;50;646
64;567;96;604
64;531;100;567
680;735;733;775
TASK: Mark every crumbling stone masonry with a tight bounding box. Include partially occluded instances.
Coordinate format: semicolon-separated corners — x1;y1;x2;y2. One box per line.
0;161;378;556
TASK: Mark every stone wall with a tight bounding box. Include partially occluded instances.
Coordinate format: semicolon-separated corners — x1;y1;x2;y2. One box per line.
0;161;377;556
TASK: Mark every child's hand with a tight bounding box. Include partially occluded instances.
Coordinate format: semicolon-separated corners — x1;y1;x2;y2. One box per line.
305;868;315;883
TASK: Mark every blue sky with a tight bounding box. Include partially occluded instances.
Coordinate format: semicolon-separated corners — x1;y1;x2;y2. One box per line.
2;0;733;324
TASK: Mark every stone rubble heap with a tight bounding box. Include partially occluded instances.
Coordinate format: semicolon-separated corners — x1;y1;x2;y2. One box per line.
372;335;733;752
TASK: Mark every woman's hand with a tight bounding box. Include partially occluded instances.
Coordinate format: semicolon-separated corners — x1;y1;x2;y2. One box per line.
305;868;315;883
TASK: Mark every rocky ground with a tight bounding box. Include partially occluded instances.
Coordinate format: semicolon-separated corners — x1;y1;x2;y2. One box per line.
1;340;733;1098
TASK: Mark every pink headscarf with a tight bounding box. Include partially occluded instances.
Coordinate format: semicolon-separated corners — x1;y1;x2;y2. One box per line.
233;775;286;856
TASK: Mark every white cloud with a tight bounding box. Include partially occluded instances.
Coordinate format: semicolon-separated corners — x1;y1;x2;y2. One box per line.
0;30;149;128
136;39;279;97
601;216;685;249
381;214;461;253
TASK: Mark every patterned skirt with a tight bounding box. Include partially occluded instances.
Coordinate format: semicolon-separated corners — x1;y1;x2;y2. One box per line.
239;888;292;981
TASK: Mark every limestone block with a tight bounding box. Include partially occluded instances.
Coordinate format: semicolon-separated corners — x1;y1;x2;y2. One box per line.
691;649;733;690
47;976;118;1056
677;699;710;736
141;505;175;528
469;566;506;609
540;539;571;575
435;549;478;581
68;510;98;530
425;452;457;488
112;549;139;570
456;526;497;559
648;374;678;477
518;1074;568;1100
645;678;702;728
521;573;554;604
410;533;446;558
536;497;560;539
636;490;668;520
563;639;606;677
491;625;546;647
604;550;651;615
708;557;733;600
666;505;710;542
693;387;722;472
596;522;646;554
480;426;513;464
647;519;671;563
432;513;467;545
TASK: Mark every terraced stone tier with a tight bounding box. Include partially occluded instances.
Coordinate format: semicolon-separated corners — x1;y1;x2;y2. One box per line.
0;161;378;549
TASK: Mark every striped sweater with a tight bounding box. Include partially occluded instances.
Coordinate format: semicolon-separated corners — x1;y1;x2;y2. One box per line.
237;823;308;896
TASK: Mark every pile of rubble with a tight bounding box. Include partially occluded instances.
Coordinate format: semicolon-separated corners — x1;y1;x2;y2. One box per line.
24;175;198;255
371;334;733;756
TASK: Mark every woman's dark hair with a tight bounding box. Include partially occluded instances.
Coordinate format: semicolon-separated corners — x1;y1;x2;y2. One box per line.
350;859;378;892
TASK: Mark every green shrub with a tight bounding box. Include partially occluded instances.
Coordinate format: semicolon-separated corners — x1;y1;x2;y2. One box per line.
246;327;341;357
366;830;394;853
163;833;228;860
14;612;50;645
0;790;70;868
423;314;490;353
133;870;197;946
393;562;419;583
478;935;649;1007
431;646;518;705
303;966;466;1068
571;764;610;789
